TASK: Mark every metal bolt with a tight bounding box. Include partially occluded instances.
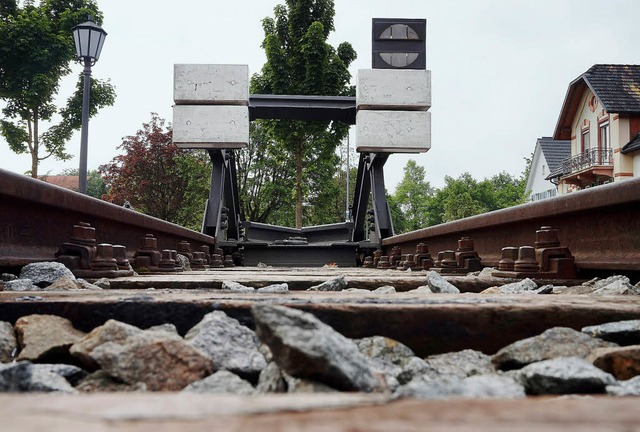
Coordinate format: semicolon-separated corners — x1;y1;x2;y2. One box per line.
71;222;96;246
177;241;191;253
377;256;391;269
416;243;429;254
498;247;518;271
159;249;176;270
441;250;457;268
92;243;118;270
210;253;224;268
362;256;375;268
434;251;444;268
223;255;235;268
112;245;130;270
140;234;157;250
514;246;539;272
535;226;560;249
457;237;474;252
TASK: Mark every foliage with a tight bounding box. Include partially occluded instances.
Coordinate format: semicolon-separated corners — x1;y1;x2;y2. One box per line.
59;167;107;198
250;0;356;228
0;0;116;178
391;160;434;231
99;114;211;230
390;160;529;233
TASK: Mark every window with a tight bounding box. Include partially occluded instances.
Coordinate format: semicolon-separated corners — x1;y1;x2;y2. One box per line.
582;128;591;152
599;121;610;164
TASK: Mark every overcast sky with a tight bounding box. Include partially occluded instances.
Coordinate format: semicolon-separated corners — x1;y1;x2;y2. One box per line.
1;0;639;190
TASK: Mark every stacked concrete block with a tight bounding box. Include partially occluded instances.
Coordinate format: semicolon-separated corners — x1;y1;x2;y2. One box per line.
173;64;250;149
356;69;432;153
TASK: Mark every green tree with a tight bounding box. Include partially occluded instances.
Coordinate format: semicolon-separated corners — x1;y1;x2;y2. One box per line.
251;0;356;228
0;0;116;178
391;159;434;232
59;167;107;198
99;114;211;230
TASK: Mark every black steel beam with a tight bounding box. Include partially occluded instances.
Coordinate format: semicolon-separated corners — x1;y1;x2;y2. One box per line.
249;94;356;124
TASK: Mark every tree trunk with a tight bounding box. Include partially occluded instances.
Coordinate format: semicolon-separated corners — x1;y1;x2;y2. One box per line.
295;140;303;229
31;111;39;178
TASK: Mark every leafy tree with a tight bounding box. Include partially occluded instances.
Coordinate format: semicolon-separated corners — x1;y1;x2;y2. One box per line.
391;160;434;232
0;0;116;178
100;114;211;230
251;0;356;228
59;167;107;198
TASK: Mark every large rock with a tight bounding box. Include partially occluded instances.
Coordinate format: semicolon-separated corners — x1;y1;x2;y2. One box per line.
76;370;147;393
221;281;255;293
19;262;75;288
589;345;640;380
394;374;525;400
0;361;76;393
308;275;348;292
185;311;266;379
182;370;255;395
90;338;213;391
251;304;383;392
70;319;181;369
4;279;40;291
257;283;289;294
355;336;420;388
516;357;616;395
591;275;640;295
424;349;495;379
426;271;460;294
492;327;617;370
15;314;86;362
44;275;83;291
482;279;552;295
0;321;16;362
256;362;287;394
607;375;640;396
582;320;640;345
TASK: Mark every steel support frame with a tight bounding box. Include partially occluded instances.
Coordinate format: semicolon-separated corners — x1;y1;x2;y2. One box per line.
202;149;240;241
351;152;394;243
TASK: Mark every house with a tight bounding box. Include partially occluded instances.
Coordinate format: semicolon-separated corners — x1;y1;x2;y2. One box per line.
547;64;640;193
39;175;79;191
526;137;570;201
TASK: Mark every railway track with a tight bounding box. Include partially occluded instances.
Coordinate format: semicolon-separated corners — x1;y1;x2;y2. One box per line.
1;166;639;279
0;168;214;271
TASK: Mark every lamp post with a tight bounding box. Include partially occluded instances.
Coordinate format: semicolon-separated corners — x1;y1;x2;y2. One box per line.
72;16;107;194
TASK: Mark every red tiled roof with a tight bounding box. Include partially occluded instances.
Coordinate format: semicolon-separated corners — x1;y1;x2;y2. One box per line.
39;175;79;190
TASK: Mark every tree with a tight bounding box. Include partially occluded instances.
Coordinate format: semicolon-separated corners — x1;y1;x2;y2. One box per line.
100;114;211;230
0;0;116;178
251;0;356;228
59;167;107;198
391;159;434;232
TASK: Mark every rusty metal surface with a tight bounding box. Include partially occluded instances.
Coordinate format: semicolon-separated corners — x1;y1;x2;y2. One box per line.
383;177;640;272
0;168;214;267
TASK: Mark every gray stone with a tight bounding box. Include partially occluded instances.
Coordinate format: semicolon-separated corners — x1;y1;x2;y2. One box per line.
308;275;348;292
394;374;524;400
1;273;18;282
0;321;16;362
408;286;433;294
607;375;640;396
75;278;104;290
182;370;255;395
185;311;266;379
0;361;76;393
426;271;460;294
282;370;340;394
4;279;40;291
251;304;383;392
487;278;539;294
256;362;287;394
424;349;495;379
176;254;191;271
355;336;418;388
517;357;616;395
552;285;595;295
147;323;179;336
33;363;88;386
92;278;111;289
257;283;289;294
221;281;255;293
582;320;640;345
19;262;75;287
76;370;147;393
591;275;640;295
588;345;640;380
492;327;617;370
397;356;435;385
15;314;86;362
373;285;396;294
342;288;371;294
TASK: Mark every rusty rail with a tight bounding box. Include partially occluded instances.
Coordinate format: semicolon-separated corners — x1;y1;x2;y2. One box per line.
383;177;640;273
0;168;214;268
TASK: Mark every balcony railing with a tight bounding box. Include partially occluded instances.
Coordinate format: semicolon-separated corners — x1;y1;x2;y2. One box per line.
560;148;613;176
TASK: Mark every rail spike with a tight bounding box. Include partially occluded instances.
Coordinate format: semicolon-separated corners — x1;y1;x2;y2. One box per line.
432;237;483;275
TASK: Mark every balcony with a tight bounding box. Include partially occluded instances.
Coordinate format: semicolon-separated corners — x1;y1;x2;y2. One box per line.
554;148;613;188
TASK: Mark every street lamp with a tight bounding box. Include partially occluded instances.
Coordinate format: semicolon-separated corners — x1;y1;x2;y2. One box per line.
72;15;107;194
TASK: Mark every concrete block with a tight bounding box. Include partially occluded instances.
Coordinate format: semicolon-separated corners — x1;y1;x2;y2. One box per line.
174;64;249;105
356;110;431;153
173;105;249;149
356;69;431;110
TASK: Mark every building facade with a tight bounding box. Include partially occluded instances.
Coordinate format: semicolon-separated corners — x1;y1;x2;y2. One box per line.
548;65;640;193
526;137;570;201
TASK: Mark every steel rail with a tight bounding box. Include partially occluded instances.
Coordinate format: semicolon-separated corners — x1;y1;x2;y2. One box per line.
0;168;214;268
383;176;640;272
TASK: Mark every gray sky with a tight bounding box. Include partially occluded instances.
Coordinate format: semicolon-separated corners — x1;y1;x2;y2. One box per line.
1;0;639;190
